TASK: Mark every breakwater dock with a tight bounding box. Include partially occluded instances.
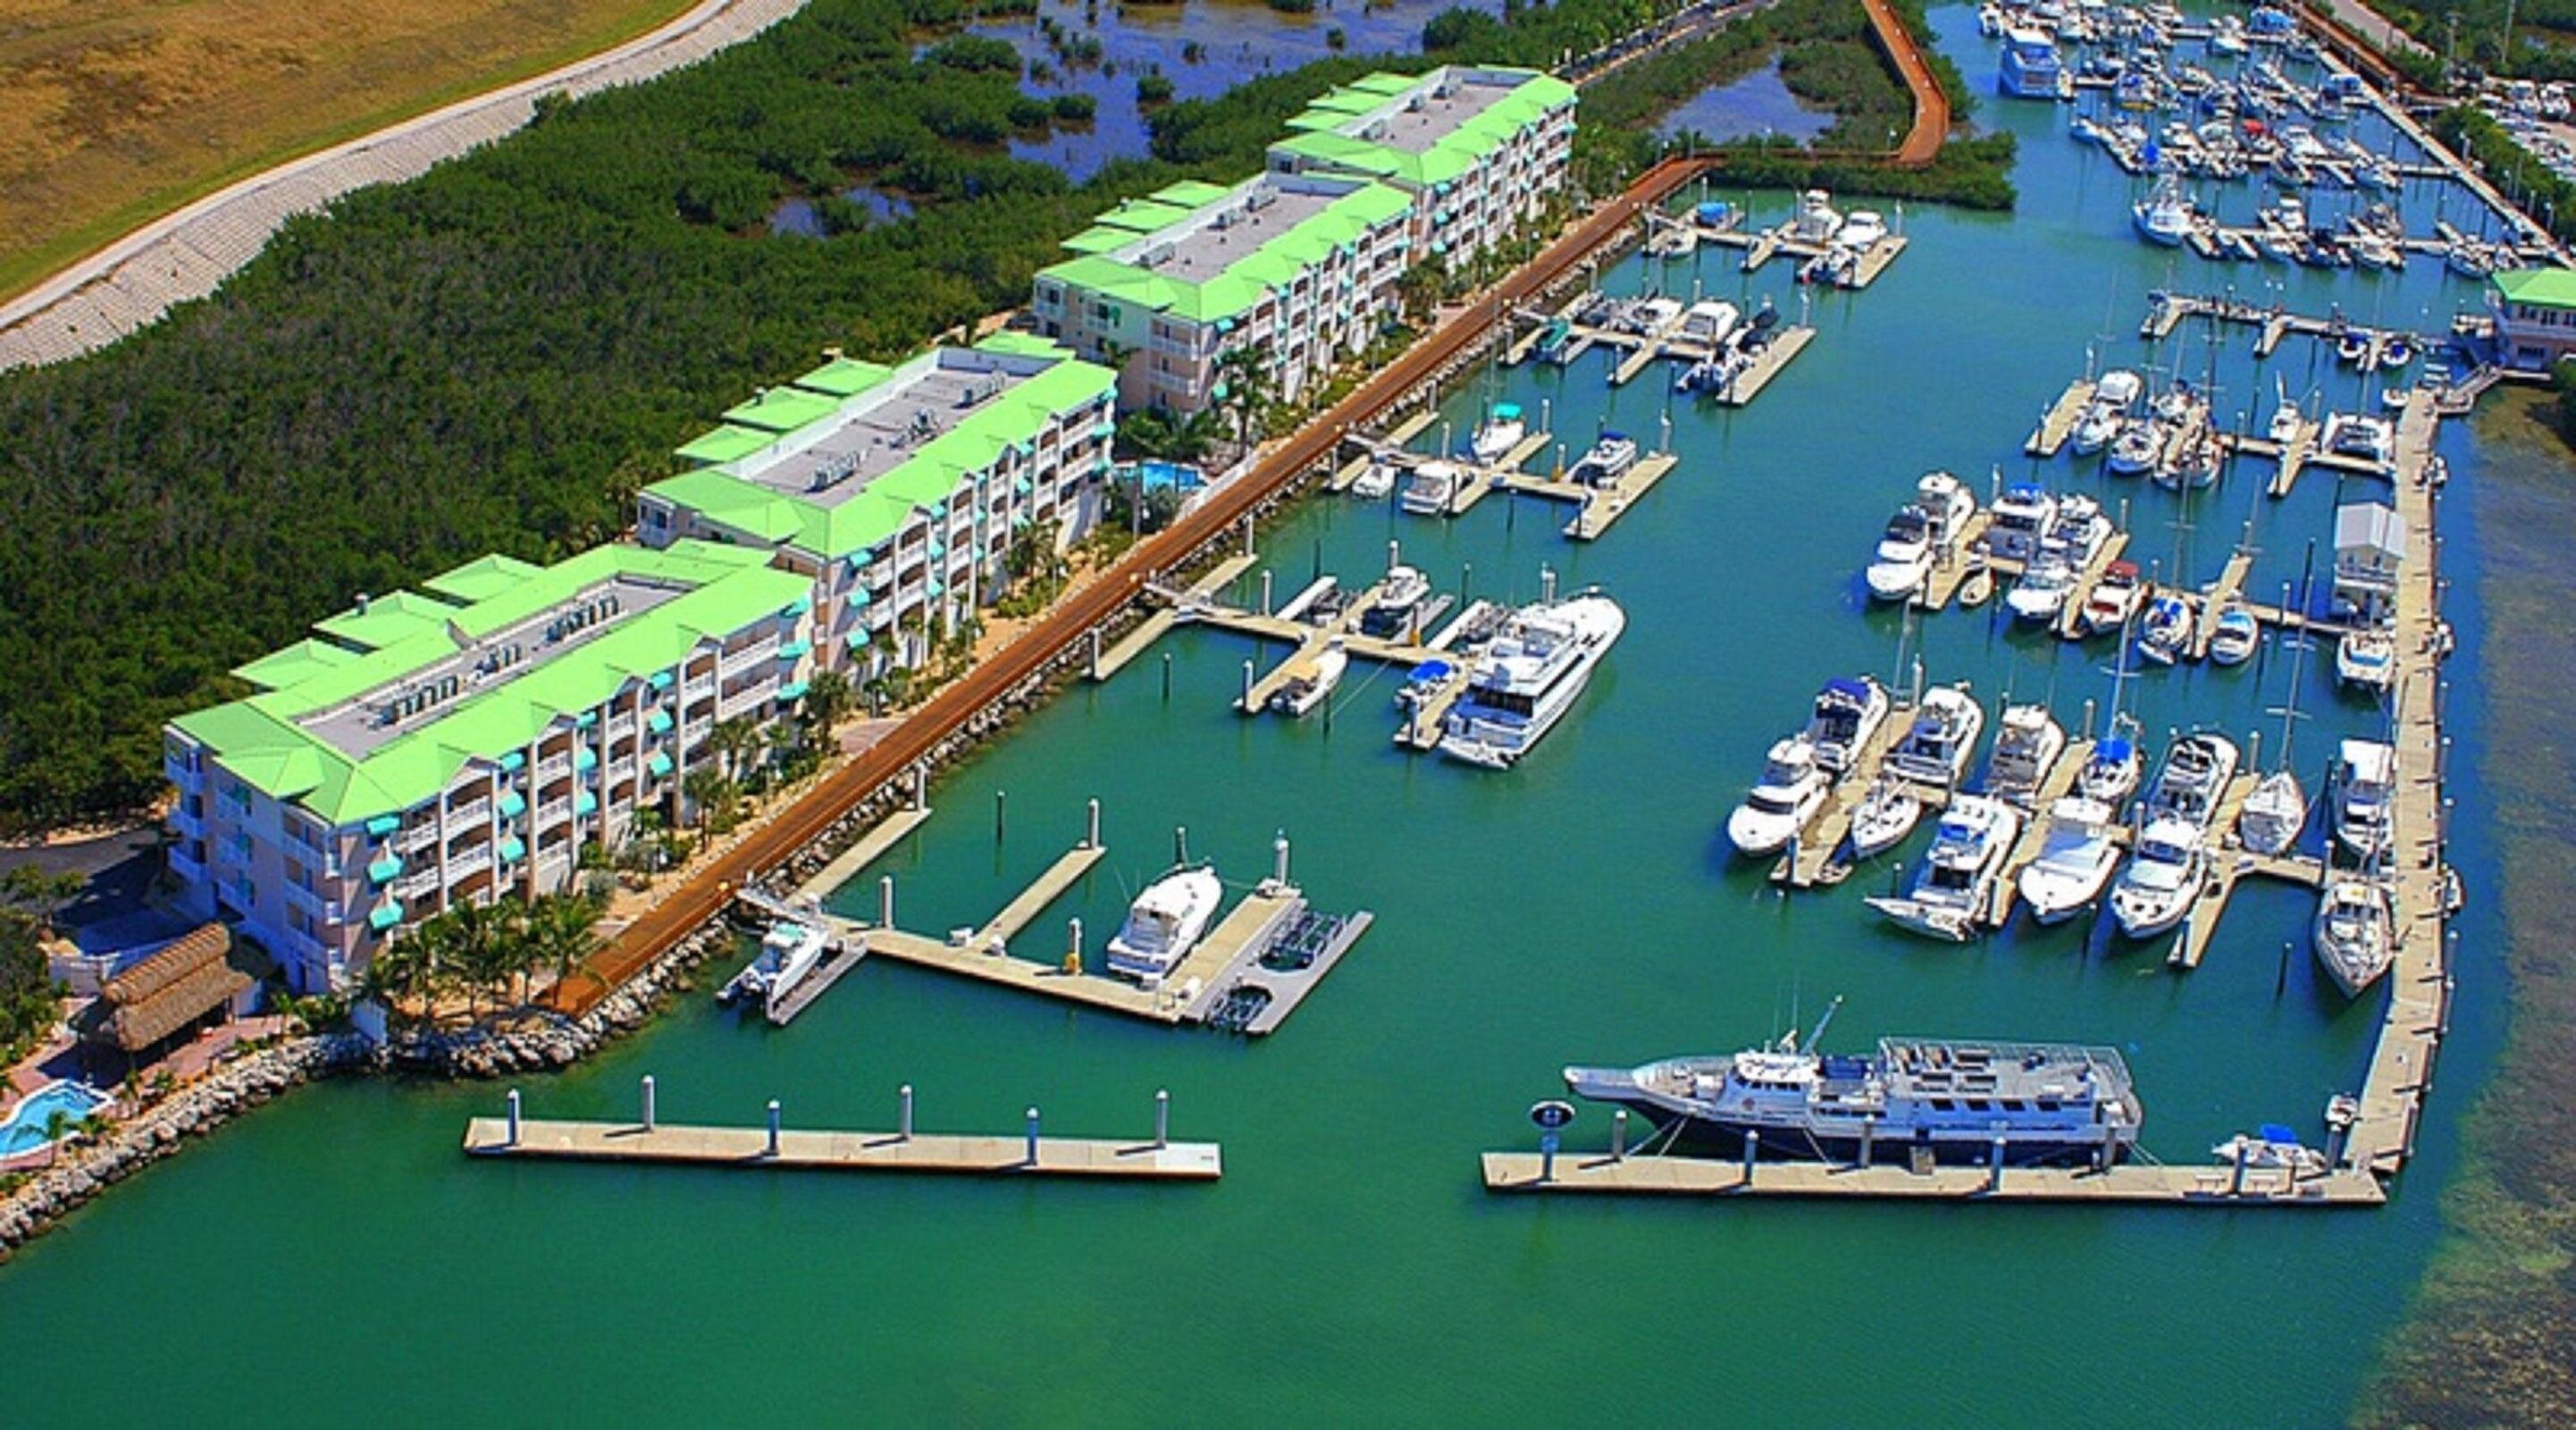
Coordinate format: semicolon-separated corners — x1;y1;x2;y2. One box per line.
1479;1149;2385;1206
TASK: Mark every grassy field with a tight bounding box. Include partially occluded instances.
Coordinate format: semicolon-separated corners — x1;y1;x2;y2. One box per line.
0;0;699;303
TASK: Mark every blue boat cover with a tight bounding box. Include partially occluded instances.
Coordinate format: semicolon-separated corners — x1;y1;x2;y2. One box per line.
1490;401;1523;422
2005;483;2045;501
2098;736;2134;764
1407;660;1453;683
1696;201;1733;224
1601;429;1630;443
2260;1123;2300;1144
1823;677;1872;702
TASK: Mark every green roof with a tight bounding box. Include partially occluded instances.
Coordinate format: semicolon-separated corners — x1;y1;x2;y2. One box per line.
423;553;547;606
724;387;841;433
231;639;361;692
794;356;894;398
312;591;466;652
645;335;1114;561
172;541;808;824
1271;67;1574;189
1043;176;1414;325
2491;266;2576;311
675;425;776;466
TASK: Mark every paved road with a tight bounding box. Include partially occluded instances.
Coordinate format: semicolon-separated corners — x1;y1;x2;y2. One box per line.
0;0;807;372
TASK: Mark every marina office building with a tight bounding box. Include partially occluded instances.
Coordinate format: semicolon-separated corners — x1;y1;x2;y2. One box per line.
1031;66;1574;416
2485;266;2576;367
637;334;1118;674
162;542;816;991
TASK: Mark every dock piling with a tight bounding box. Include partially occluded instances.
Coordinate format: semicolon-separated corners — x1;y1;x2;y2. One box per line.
912;762;927;812
1175;825;1189;866
766;1099;781;1158
1066;917;1083;973
1155;1089;1171;1149
900;1084;914;1141
641;1075;656;1132
1086;797;1102;850
1239;659;1255;712
1260;570;1274;617
1742;1129;1760;1186
1612;1108;1629;1161
1087;627;1101;681
879;874;894;930
506;1088;521;1147
1273;832;1291;887
1025;1107;1041;1167
1989;1135;2007;1191
1161;651;1172;702
994;789;1007;844
1540;1131;1560;1183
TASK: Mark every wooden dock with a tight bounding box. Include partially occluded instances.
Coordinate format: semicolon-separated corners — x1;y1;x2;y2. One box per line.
1912;511;1997;612
2164;773;2259;970
2186;549;2257;661
1983;739;2093;928
1706;326;1814;407
2025;377;2098;458
1771;699;1917;887
791;805;934;902
1089;552;1261;682
1704;226;1909;290
467;1117;1222;1180
1489;452;1683;541
2053;534;2133;639
1327;411;1439;492
1477;1151;2384;1205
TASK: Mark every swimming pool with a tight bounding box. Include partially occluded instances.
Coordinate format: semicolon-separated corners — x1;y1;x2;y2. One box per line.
1;1081;108;1157
1120;459;1205;493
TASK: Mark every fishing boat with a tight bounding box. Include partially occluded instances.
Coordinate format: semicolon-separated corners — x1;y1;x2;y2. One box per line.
2077;559;2145;635
2110;815;2209;938
2336;626;2396;689
1885;685;1985;786
1470;402;1526;465
1569;432;1640;487
2206;604;2260;665
1804;675;1892;775
1837;210;1890;251
2312;877;2395;997
1269;638;1348;719
2334;738;2396;860
1561;1003;2145;1166
2324;412;2395;467
2079;719;2144;806
720;919;835;1015
1105;862;1226;981
1867;795;2023;940
1437;588;1627;769
1727;736;1830;856
2017;795;2124;924
2136;591;2193;665
1984;702;2068;807
1865;471;1976;601
1358;564;1432;637
1849;777;1925;860
2134;174;2197;246
1398;461;1461;517
1987;483;2059;564
1677;299;1741;349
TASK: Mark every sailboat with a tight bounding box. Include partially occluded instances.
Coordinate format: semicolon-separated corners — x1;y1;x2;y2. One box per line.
2237;588;2312;856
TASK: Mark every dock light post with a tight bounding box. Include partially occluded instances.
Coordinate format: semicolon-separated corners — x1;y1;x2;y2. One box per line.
994;789;1007;844
1741;1129;1760;1185
1086;797;1102;851
1540;397;1553;439
1087;627;1101;681
506;1088;521;1148
1612;1108;1630;1162
1260;570;1273;617
1273;832;1291;887
1240;659;1255;712
766;1099;782;1158
641;1075;657;1132
879;875;894;930
1857;1115;1876;1171
899;1084;915;1141
1026;1106;1042;1166
1066;918;1083;973
1989;1135;2008;1191
1659;411;1673;456
1155;1089;1171;1149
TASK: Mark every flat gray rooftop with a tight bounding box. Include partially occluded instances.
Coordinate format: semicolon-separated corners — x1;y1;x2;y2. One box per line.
1369;77;1523;154
297;574;687;761
735;355;1048;506
1151;185;1345;286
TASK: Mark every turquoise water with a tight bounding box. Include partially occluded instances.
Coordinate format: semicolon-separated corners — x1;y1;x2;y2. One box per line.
0;11;2518;1424
1;1082;106;1157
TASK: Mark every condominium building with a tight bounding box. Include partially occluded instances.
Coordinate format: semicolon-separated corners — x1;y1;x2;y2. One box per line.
2486;267;2576;367
1266;66;1578;273
637;334;1117;673
1031;172;1414;414
163;542;815;991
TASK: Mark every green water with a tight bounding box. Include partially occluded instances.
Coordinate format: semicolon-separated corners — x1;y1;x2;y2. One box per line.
0;13;2521;1423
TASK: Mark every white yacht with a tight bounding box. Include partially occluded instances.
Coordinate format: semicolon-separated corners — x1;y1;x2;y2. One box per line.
722;919;834;1014
1987;483;2058;564
1358;564;1432;637
1849;777;1924;860
2134;174;2197;246
1791;189;1844;243
2106;417;2167;476
2337;627;2396;690
2207;605;2259;666
1984;702;2068;807
1569;432;1640;486
1804;675;1892;775
1399;461;1461;517
2312;877;2395;997
1865;471;1976;601
1835;209;1890;250
2078;723;2143;807
2136;592;2192;665
2324;413;2396;467
1105;863;1226;981
1471;402;1527;465
1726;736;1830;856
2050;492;2112;564
2267;380;2305;445
2110;815;2209;938
2018;795;2123;924
1349;459;1397;500
1677;300;1741;349
2006;548;2080;625
1438;590;1627;769
2071;369;2144;455
1270;638;1348;719
1866;795;2023;940
2076;559;2144;635
2334;738;2396;860
1885;685;1985;786
2149;730;2241;828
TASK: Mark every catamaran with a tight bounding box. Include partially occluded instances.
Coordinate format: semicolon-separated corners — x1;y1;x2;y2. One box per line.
1437;586;1627;769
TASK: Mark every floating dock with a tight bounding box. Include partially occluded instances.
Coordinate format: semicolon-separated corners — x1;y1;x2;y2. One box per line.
1090;552;1262;683
1771;700;1920;887
466;1116;1221;1180
2025;377;2098;458
1700;224;1909;290
1478;1150;2384;1205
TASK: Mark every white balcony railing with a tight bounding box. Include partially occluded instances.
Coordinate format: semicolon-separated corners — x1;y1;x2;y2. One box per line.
284;881;329;919
536;797;571;828
447;845;493;879
167;848;206;885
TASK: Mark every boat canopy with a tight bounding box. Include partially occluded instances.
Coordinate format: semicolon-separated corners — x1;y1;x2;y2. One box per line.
1406;660;1454;683
1489;401;1523;423
1600;429;1630;444
2098;736;2134;765
2004;483;2047;503
2259;1122;2301;1143
2104;559;2139;579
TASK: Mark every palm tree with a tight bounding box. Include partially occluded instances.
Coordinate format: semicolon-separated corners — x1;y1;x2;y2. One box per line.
708;716;762;783
43;1107;69;1165
1212;344;1275;455
683;767;734;836
524;896;600;997
801;668;856;736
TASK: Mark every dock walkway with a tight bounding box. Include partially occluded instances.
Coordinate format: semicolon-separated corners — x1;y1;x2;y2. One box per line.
467;1116;1222;1180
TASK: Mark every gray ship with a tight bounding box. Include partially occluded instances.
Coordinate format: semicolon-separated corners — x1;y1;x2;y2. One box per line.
1563;1000;2144;1168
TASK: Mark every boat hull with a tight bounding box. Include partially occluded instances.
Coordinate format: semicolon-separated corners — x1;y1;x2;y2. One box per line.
1582;1097;2126;1167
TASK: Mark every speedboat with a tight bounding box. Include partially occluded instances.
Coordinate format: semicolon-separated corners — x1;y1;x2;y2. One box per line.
1470;402;1526;465
1791;188;1844;243
1358;564;1432;637
1726;736;1830;856
1399;461;1461;517
1270;638;1348;719
2237;766;2309;855
1438;590;1627;769
2077;560;2144;635
2007;548;2079;624
722;919;834;1014
2207;604;2260;666
2110;815;2208;938
2146;730;2240;827
2211;1125;2329;1178
1835;209;1890;251
2017;795;2123;924
1987;484;2058;564
1984;702;2068;808
2136;592;2192;665
2106;418;2166;476
2334;738;2396;859
2337;627;2396;689
2078;724;2144;807
1848;776;1924;860
1885;685;1985;786
2312;877;2395;996
2134;175;2197;246
1350;459;1397;500
1804;675;1892;775
1866;795;2022;940
1105;863;1226;981
2324;413;2395;467
1569;432;1640;486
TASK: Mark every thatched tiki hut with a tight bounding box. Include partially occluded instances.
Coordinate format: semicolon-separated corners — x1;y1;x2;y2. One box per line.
78;924;256;1078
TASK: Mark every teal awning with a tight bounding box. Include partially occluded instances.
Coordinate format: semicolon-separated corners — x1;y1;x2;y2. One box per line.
365;813;401;838
926;579;945;599
574;748;598;772
575;711;598;729
1091;421;1116;439
575;791;598;816
650;669;675;691
927;540;946;559
778;639;811;660
367;854;403;885
777;680;810;702
849;587;873;609
498;751;526;773
647;710;674;735
497;836;526;864
1211;382;1229;400
844;628;871;650
368;901;404;932
498;792;526;819
1215;316;1236;333
646;752;674;778
1013;476;1033;496
782;596;810;618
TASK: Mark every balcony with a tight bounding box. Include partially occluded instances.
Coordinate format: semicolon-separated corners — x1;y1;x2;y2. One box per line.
447;797;491;828
284;881;330;919
397;822;438;854
448;845;493;879
684;676;717;702
167;847;206;885
536;797;572;828
536;754;572;783
283;926;332;967
170;805;204;839
393;869;439;901
720;638;780;677
164;755;204;794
